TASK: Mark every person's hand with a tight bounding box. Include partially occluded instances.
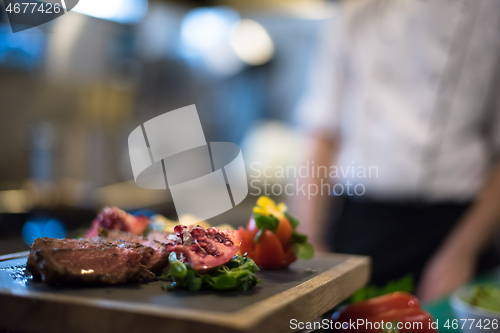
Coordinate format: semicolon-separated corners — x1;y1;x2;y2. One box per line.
417;246;476;301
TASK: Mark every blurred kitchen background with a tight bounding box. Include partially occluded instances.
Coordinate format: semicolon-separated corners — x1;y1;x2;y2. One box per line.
0;0;334;254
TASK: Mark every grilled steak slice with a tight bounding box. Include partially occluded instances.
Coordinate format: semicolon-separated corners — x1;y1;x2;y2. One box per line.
27;237;155;285
100;229;169;274
28;238;106;280
99;239;154;267
34;246;155;286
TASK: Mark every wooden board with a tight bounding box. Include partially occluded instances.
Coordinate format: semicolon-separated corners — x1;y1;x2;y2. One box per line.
0;252;370;333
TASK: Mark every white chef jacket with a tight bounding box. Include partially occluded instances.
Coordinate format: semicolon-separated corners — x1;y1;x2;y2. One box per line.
297;0;500;202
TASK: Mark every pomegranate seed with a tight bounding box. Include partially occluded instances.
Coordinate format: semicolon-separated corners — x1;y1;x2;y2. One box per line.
194;246;207;257
206;228;216;239
191;227;206;238
174;225;186;234
215;233;226;243
224;240;233;247
205;244;218;255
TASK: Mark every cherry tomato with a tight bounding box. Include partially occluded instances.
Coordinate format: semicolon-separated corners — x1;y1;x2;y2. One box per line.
283;245;297;266
254;229;285;268
238;227;255;258
275;217;293;246
337;292;420;322
242;214;296;269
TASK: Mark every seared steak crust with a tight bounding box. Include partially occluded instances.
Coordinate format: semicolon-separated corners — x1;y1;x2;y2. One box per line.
28;238;104;280
27;237;155;286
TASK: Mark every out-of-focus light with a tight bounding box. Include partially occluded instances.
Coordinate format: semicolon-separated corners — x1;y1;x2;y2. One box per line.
22;219;66;245
288;2;335;20
181;7;239;53
43;220;66;238
0;25;46;70
230;19;274;66
72;0;148;24
0;190;30;213
22;221;41;246
180;7;243;76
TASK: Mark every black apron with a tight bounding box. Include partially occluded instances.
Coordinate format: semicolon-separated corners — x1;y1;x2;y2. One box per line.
327;196;500;287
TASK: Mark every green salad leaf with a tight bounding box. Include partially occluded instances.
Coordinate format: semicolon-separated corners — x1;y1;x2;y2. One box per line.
469;285;500;312
284;212;300;229
293;242;314;260
253;213;279;232
291;230;308;244
159;253;261;292
290;230;314;260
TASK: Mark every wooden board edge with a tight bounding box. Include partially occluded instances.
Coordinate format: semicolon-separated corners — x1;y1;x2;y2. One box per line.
233;254;371;332
0;287;246;333
0;254;370;333
0;290;246;333
0;251;30;262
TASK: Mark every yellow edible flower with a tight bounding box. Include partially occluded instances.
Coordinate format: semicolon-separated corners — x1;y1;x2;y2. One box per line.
253;196;287;220
252;206;267;215
277;203;287;213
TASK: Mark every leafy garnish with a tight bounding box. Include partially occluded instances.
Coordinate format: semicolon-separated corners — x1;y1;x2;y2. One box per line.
290;230;314;260
348;274;414;303
284;212;300;229
292;242;314;260
159;254;260;292
157;268;171;281
254;228;264;243
291;230;308;244
250;196;315;264
253;213;279;232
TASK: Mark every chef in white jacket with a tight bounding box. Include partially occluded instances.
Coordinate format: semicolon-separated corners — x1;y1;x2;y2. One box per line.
295;0;500;300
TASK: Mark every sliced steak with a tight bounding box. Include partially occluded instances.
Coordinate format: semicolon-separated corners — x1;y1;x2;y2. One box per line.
27;237;155;285
98;239;154;267
100;229;169;274
34;246;155;286
28;238;106;280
